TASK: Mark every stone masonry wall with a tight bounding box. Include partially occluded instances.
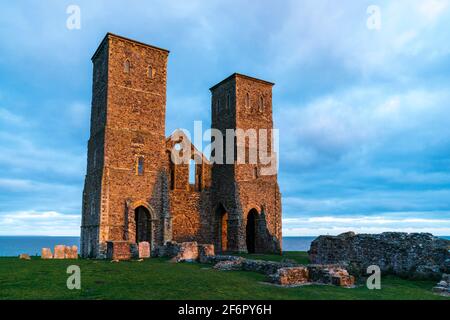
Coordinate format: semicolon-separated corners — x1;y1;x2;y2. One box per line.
309;232;450;279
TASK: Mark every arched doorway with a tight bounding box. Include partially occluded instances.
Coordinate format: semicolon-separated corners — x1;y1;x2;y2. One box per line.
246;209;258;253
135;206;152;243
216;204;228;252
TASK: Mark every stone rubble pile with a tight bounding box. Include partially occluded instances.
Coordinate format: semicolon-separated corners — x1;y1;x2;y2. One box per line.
433;274;450;296
309;232;450;279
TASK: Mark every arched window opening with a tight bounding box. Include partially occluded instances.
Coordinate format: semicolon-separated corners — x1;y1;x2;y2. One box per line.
259;96;264;112
246;93;250;109
226;94;230;111
124;59;130;73
148;66;155;79
137;156;144;176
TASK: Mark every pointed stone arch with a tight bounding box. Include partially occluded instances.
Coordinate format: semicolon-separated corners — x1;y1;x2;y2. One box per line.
125;200;157;248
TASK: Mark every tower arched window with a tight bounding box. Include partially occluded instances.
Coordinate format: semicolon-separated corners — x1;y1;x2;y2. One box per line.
124;59;130;73
137;156;144;176
226;94;231;111
259;96;264;112
148;65;155;79
246;93;250;109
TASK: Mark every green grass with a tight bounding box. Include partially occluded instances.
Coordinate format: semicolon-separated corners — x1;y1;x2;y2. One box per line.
0;252;447;300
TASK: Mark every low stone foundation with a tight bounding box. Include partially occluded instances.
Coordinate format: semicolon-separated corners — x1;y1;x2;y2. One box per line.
209;255;355;288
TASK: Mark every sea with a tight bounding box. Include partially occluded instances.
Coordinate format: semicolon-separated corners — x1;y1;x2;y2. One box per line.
0;236;449;257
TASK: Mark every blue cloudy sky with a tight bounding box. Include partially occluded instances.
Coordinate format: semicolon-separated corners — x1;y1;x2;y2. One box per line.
1;0;450;236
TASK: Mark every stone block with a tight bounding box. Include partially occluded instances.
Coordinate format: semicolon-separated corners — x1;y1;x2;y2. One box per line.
19;254;31;260
198;244;214;263
307;264;355;287
270;267;309;286
54;245;66;259
138;242;151;259
170;242;199;262
41;248;53;259
106;241;131;261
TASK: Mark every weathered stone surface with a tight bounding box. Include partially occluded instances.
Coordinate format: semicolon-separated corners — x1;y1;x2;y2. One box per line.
433;274;450;296
65;246;78;259
174;242;199;262
80;34;283;259
106;241;131;261
19;254;31;260
208;255;355;288
213;259;244;271
241;259;297;275
309;232;450;279
198;244;215;263
307;265;355;288
41;248;53;259
138;242;151;259
269;267;309;286
157;241;202;262
54;245;66;259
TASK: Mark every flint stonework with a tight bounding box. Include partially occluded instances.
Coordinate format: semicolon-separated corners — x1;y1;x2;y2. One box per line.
80;33;282;258
309;232;450;279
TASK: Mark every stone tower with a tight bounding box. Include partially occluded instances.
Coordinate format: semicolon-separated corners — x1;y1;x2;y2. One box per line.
210;73;282;254
81;33;171;258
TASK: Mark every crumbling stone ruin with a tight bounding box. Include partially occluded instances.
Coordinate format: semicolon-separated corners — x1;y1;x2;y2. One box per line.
80;33;282;258
309;232;450;279
204;253;354;287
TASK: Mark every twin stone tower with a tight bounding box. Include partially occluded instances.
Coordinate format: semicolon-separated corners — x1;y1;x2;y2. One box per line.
80;33;282;258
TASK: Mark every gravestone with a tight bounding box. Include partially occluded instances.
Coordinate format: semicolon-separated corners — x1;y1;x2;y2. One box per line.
138;242;150;259
54;245;66;259
41;248;53;259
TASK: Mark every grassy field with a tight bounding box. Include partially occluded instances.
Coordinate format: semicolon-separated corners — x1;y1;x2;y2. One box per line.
0;252;447;300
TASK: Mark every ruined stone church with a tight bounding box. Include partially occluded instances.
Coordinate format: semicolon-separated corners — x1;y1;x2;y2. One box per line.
80;33;282;258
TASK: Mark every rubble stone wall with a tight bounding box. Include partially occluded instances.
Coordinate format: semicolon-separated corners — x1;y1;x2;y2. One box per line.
309;232;450;279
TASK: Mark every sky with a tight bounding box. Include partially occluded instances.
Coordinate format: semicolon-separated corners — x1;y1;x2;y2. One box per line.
0;0;450;236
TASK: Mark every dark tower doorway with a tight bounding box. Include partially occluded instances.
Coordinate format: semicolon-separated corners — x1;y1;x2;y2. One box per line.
246;209;258;253
216;204;228;252
135;206;151;243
